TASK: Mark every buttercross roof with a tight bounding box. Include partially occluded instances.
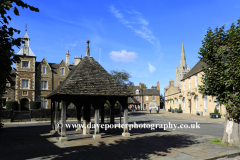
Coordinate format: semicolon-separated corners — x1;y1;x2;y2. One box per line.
15;47;35;56
47;56;133;98
181;60;207;81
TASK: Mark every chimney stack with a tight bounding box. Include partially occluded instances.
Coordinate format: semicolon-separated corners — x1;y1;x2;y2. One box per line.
66;50;70;66
139;82;141;88
157;81;160;90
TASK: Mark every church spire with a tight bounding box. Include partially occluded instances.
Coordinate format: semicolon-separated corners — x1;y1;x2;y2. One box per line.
180;41;187;69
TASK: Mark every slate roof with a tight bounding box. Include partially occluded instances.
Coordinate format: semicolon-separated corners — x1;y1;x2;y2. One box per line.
131;86;160;96
35;62;76;71
15;47;35;56
181;60;207;81
46;56;133;98
128;97;140;104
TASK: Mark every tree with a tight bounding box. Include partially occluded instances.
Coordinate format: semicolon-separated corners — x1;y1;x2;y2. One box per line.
110;70;134;89
0;1;39;96
151;86;157;89
160;94;164;108
141;83;147;89
198;18;240;147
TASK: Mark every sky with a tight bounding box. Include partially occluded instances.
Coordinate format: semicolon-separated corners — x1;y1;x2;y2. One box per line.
7;0;240;95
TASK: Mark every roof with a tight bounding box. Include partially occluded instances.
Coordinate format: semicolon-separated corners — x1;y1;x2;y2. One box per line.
131;86;160;96
15;47;35;56
47;56;133;98
181;60;207;81
128;97;140;104
35;62;77;71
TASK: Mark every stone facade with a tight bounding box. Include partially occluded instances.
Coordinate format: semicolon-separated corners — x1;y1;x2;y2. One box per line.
0;30;79;109
165;61;226;117
130;82;160;110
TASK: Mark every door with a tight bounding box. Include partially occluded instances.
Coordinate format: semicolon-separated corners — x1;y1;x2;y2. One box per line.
144;104;147;109
20;98;29;111
188;99;191;113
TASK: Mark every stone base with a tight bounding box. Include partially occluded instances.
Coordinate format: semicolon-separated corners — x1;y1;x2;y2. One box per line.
122;132;130;137
59;137;68;142
75;128;82;132
50;130;56;135
93;134;101;139
110;129;116;133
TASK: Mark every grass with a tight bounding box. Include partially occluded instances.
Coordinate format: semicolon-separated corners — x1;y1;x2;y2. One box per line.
209;138;228;146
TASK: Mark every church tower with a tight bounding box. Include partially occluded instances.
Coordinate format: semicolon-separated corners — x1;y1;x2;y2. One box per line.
15;26;36;110
175;42;191;89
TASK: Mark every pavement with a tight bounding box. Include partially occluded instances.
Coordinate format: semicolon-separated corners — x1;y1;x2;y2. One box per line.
1;109;240;160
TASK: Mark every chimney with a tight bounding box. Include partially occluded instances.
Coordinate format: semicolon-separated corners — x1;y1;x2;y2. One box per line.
74;55;82;66
66;50;70;66
170;80;174;86
86;40;90;56
157;81;160;90
139;82;141;88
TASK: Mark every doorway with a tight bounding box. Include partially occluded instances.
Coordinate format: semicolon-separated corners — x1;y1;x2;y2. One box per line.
188;99;191;113
20;98;29;111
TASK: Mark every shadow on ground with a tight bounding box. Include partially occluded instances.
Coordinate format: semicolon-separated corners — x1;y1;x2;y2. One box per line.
0;122;201;160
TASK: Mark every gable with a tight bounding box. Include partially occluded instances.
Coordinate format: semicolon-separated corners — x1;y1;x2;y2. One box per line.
165;85;180;96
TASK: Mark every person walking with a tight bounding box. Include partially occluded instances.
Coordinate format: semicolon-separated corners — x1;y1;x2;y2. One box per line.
149;107;151;114
156;106;159;113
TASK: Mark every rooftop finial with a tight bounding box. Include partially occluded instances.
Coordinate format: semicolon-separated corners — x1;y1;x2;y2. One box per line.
25;24;27;31
86;40;90;56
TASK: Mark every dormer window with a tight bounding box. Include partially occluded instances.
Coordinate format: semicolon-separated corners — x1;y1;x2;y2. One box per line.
61;68;65;75
43;67;46;74
22;61;29;68
136;89;139;94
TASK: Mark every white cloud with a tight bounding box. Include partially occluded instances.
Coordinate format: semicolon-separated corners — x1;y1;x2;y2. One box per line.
109;50;138;62
109;6;159;46
148;63;156;73
67;41;78;48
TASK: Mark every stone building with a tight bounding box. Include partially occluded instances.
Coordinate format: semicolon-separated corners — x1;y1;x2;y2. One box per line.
0;29;82;110
164;60;226;116
130;82;160;110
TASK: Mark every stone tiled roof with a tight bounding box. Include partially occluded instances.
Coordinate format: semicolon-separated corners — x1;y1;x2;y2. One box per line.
15;47;35;56
131;86;160;96
35;62;76;71
47;56;133;98
128;97;140;104
181;60;207;81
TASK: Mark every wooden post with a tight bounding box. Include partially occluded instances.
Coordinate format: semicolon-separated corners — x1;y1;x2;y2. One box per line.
76;106;82;131
55;101;60;133
59;100;68;142
101;106;104;124
50;100;56;135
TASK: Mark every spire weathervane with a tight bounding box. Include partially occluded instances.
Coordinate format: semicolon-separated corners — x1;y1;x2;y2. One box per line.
25;24;27;31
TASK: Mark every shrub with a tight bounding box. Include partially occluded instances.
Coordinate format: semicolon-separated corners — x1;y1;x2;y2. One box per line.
179;104;182;111
170;106;172;110
30;101;41;109
214;107;219;114
6;101;18;111
0;110;12;119
31;109;51;118
66;109;77;118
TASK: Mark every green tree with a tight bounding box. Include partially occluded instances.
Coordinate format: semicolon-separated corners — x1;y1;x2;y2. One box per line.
198;18;240;147
0;1;39;96
160;94;164;108
141;83;147;89
151;86;157;89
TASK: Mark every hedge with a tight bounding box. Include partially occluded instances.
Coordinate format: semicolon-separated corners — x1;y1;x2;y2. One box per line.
0;110;12;119
30;101;41;109
31;109;51;118
6;101;18;111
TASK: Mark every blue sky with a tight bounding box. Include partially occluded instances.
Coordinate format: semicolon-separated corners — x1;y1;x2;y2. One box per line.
7;0;240;95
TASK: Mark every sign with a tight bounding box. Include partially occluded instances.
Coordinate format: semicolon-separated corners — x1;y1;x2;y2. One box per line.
209;100;211;102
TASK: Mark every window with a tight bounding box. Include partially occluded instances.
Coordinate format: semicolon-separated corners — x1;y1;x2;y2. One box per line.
41;97;47;108
60;81;63;85
179;98;181;103
22;61;29;68
183;81;185;91
136;89;139;94
22;80;29;89
41;81;47;89
196;95;198;109
175;99;177;104
43;67;46;74
189;78;191;89
152;95;155;101
195;75;198;87
145;96;148;101
61;68;65;75
136;96;139;100
204;95;207;109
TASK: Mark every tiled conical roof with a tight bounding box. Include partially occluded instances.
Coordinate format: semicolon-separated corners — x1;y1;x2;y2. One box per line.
47;56;133;98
